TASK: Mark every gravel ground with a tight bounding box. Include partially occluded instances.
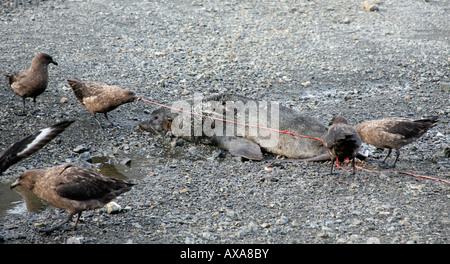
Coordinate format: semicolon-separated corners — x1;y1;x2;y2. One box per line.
0;0;449;244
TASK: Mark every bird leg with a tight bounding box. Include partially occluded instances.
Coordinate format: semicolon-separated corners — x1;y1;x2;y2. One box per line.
351;157;356;175
73;212;82;230
30;97;42;115
378;148;395;169
39;212;83;234
378;149;401;169
381;148;392;163
391;150;400;168
39;212;77;234
329;158;336;175
104;112;115;127
15;98;27;116
92;113;105;129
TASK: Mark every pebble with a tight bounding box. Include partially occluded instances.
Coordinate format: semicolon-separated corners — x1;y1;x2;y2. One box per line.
275;216;289;225
317;232;330;239
366;237;381;244
363;1;380;11
73;144;90;154
121;158;132;166
261;223;271;229
66;236;83;244
132;222;142;229
106;202;122;214
78;152;93;163
170;140;184;148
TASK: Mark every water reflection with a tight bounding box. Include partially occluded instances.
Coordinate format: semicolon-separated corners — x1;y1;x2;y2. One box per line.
10;185;48;214
0;181;23;220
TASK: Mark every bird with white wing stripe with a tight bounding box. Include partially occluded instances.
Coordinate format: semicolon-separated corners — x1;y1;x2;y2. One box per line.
0;120;75;175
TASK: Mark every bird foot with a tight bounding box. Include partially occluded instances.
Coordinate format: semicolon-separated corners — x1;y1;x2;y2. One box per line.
38;225;75;235
377;161;395;170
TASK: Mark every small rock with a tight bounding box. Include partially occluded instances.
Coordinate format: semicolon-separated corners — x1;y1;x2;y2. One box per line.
79;152;92;163
185;236;195;243
366;237;381;244
170;140;184;148
261;223;271;228
317;232;330;239
211;150;226;159
34;222;46;227
201;232;213;240
66;236;83;244
225;209;236;218
106;201;122;214
350;218;362;227
73;144;90;154
60;97;68;103
132;222;142;229
341;17;351;24
276;216;289;225
301;81;311;87
121;158;132;166
363;1;379;11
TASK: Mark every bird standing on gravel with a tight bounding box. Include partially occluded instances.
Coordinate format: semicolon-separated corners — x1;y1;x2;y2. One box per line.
324;116;361;174
0;120;74;175
354;117;439;168
10;163;135;233
67;79;137;128
5;53;58;116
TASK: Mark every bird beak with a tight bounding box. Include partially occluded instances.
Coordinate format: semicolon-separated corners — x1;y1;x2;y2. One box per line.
51;60;58;66
10;179;20;189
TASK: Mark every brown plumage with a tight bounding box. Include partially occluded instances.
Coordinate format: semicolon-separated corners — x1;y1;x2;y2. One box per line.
354;117;439;168
324;116;361;174
10;163;135;233
5;53;58;115
0;120;74;175
67;79;137;128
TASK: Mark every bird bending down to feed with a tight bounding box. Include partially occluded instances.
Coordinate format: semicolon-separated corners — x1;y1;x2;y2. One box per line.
10;163;135;233
324;116;361;174
67;79;137;128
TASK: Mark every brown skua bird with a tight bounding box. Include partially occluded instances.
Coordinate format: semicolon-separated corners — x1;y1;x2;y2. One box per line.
67;79;137;128
354;117;439;168
0;120;74;175
10;163;135;233
5;53;58;115
324;116;361;174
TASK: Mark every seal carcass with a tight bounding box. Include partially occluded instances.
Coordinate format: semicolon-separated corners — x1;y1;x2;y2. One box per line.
139;94;331;160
